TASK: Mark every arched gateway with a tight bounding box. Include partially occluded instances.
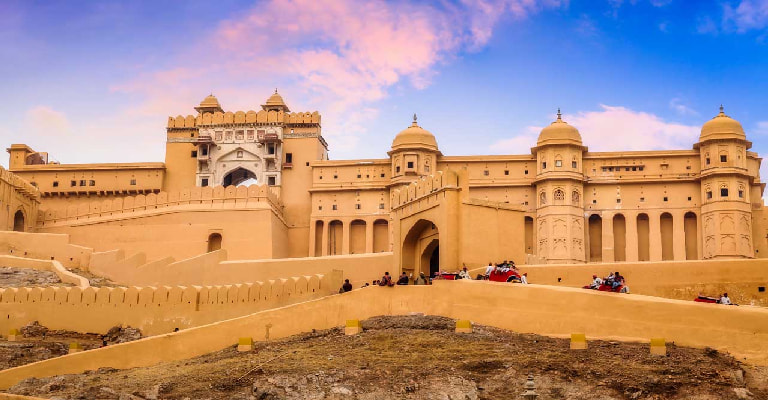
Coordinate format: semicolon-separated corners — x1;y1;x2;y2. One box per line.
401;219;439;278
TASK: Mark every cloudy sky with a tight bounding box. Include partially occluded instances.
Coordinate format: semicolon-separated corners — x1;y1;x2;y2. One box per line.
1;0;767;168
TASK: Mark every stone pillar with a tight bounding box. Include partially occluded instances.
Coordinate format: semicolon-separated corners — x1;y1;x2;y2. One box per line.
648;211;662;261
309;220;317;257
365;220;375;254
321;220;329;256
625;212;639;262
673;210;687;261
342;221;350;255
602;212;615;263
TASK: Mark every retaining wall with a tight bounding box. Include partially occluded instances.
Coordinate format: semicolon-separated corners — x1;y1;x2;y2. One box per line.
0;274;329;336
0;256;89;288
0;280;765;389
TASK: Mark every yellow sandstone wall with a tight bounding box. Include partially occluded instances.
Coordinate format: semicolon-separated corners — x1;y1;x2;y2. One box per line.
0;232;92;268
0;255;89;288
0;167;40;233
520;258;768;306
87;251;392;288
0;274;331;337
0;280;765;389
36;185;288;261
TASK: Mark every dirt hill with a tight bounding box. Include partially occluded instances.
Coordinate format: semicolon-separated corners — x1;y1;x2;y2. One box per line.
4;315;767;399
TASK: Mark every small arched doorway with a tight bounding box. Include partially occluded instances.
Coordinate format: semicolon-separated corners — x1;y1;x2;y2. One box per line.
401;219;439;278
207;233;222;252
12;210;25;232
222;168;257;186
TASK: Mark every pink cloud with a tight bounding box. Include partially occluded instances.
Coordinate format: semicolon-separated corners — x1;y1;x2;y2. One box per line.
492;105;702;153
111;0;564;154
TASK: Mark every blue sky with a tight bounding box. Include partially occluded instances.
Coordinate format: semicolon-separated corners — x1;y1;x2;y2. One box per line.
0;0;766;169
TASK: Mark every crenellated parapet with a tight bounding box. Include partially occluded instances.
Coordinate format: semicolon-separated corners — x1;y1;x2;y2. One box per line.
167;110;320;129
38;184;282;227
390;171;461;209
0;274;329;336
0;166;40;201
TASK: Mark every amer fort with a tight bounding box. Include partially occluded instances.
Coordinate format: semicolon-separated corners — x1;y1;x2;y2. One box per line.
0;91;765;399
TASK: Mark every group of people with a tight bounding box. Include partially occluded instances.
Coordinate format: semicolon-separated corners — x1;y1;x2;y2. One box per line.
588;271;626;290
484;260;519;276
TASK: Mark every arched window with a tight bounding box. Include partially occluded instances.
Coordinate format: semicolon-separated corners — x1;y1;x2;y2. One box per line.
12;210;24;232
539;191;547;205
554;189;565;201
572;191;580;204
207;233;222;252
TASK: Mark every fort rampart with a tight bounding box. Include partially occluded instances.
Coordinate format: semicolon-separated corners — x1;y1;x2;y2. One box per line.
0;280;765;389
0;274;329;337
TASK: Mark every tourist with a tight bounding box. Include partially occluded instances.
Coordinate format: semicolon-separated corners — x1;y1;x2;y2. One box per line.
414;272;427;285
458;266;472;280
590;274;603;289
379;272;394;287
520;272;529;284
397;272;409;285
720;293;732;305
484;262;495;279
611;272;624;289
362;282;370;288
342;279;353;292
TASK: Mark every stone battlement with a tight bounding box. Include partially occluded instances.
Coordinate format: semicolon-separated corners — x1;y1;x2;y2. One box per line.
167;110;320;129
390;170;460;209
0;273;328;336
37;184;281;226
0;166;39;202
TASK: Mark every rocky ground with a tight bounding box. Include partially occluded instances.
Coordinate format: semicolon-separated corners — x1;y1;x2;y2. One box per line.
3;315;766;400
0;266;72;287
0;322;142;371
66;269;120;287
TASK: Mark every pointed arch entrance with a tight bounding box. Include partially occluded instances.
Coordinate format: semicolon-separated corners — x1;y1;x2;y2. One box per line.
12;210;25;232
401;219;439;278
222;167;257;186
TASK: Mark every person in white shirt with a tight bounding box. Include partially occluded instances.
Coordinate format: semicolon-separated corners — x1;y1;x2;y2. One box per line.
484;263;495;279
590;274;603;289
520;273;529;284
458;267;472;280
720;293;732;305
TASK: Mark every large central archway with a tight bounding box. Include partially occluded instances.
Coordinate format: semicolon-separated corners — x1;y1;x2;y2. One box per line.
401;219;439;278
222;167;257;186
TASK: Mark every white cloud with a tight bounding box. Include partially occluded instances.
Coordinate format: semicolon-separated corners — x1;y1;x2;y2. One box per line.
24;106;72;136
724;0;768;32
491;126;541;153
492;105;700;154
754;121;768;135
669;97;698;116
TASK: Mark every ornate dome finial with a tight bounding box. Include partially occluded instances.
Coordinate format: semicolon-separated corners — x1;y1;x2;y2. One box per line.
557;108;562;121
719;104;724;115
275;88;278;94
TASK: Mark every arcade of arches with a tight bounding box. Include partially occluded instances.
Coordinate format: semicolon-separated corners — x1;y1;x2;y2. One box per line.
311;218;390;257
569;211;699;262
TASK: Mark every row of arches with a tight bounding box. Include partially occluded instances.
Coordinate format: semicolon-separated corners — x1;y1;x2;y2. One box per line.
313;219;390;256
587;212;698;262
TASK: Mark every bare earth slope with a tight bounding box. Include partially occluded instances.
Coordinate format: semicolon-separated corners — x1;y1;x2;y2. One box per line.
5;315;767;400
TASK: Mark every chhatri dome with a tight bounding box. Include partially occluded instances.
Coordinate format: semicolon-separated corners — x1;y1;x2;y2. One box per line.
391;114;439;152
194;94;224;113
536;109;583;146
699;105;745;142
262;89;291;112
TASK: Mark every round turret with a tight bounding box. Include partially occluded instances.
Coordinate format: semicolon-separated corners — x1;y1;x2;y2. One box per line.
195;94;224;113
536;109;582;146
391;114;439;152
699;106;745;142
262;89;291;112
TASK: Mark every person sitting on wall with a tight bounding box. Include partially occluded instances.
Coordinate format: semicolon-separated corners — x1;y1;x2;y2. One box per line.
611;272;624;290
414;272;427;285
484;262;495;279
397;272;409;285
590;274;603;289
520;272;529;284
379;272;394;287
604;272;615;287
458;266;472;280
342;279;353;292
720;292;732;305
